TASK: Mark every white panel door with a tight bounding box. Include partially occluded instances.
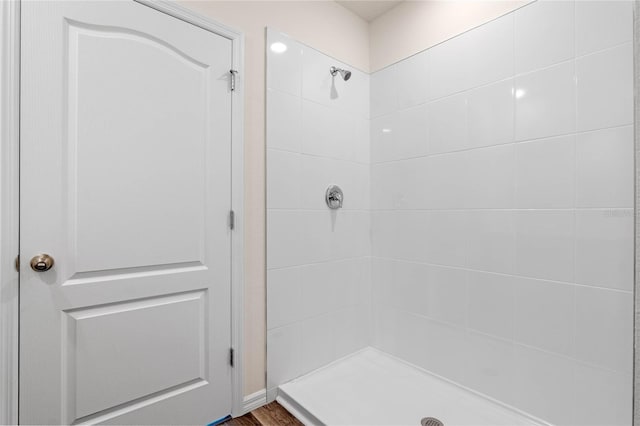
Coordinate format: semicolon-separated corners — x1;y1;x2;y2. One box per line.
19;1;233;424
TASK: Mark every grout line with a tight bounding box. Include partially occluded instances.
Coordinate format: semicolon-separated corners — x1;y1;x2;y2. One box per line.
368;207;634;212
267;146;370;167
267;255;371;272
368;256;634;295
369;123;634;165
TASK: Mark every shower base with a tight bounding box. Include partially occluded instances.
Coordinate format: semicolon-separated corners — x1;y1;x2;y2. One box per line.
277;348;547;426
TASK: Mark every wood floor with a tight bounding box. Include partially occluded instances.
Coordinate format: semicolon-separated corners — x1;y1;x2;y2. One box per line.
222;402;303;426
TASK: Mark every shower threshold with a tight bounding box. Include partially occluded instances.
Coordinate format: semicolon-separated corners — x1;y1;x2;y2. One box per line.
277;348;548;426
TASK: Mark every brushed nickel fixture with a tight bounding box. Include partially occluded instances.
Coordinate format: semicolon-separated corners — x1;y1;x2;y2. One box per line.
326;185;344;209
330;66;352;81
30;253;54;272
421;418;444;426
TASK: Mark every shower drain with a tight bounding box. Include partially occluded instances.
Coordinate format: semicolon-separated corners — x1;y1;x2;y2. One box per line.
421;417;444;426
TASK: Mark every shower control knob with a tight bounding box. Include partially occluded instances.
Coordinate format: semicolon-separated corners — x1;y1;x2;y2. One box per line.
30;254;55;272
326;185;344;209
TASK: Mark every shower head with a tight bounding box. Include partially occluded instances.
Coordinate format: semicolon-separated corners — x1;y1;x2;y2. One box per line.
330;66;352;81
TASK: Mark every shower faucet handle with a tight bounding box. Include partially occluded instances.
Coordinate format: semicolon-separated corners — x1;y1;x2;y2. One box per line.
326;185;343;209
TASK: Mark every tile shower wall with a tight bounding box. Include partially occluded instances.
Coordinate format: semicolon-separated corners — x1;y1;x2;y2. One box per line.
266;29;371;398
370;2;633;425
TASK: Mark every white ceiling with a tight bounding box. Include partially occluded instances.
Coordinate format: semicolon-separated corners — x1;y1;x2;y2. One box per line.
336;1;404;22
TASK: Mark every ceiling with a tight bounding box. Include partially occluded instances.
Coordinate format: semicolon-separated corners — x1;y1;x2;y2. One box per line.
335;1;404;22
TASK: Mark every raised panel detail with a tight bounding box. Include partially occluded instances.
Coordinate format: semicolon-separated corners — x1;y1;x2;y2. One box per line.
63;290;207;423
64;22;208;278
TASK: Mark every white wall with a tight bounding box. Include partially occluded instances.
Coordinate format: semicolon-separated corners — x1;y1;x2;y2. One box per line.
265;29;371;400
369;0;532;72
178;1;369;396
370;1;634;425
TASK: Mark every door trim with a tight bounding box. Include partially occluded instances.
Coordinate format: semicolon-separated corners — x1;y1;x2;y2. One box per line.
0;0;245;422
0;0;20;424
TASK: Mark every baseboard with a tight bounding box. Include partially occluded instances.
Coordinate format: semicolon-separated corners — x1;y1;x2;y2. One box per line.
242;389;267;414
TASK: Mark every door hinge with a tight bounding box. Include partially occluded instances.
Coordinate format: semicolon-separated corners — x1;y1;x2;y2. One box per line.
230;69;238;92
229;348;235;367
14;255;19;272
229;210;235;230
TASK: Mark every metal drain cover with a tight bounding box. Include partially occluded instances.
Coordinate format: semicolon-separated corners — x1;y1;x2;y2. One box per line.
421;417;444;426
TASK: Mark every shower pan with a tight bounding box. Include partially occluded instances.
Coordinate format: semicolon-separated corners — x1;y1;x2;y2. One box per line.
266;0;634;424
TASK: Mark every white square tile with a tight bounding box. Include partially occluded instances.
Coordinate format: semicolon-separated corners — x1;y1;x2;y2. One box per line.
514;277;575;356
333;307;368;359
467;210;516;275
420;319;466;383
328;211;370;260
576;0;633;56
371;104;428;162
301;211;332;265
371;258;394;307
463;332;516;407
467;79;515;149
376;260;426;315
574;363;632;426
301;99;332;155
298;155;335;210
372;211;429;262
267;30;303;96
466;14;515;92
425;211;468;267
336;161;370;210
301;99;357;161
299;156;368;210
465;145;515;209
430;14;514;99
331;258;369;309
267;323;302;389
395;50;430;110
267;267;303;330
267;149;301;209
576;43;633;132
515;210;575;282
266;89;302;152
467;271;515;340
370;116;394;164
371;160;417;210
575;286;633;373
514;0;574;74
354;118;370;164
299;314;335;374
300;263;337;319
424;152;468;209
513;345;576;426
372;307;401;354
301;46;347;111
515;60;576;141
393;311;429;366
371;211;395;259
575;209;634;291
371;66;398;118
425;265;467;326
267;210;306;269
427;92;468;154
515;135;575;209
575;126;634;207
428;32;470;100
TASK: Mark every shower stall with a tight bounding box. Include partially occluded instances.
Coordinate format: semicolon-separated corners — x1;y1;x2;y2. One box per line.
266;1;634;424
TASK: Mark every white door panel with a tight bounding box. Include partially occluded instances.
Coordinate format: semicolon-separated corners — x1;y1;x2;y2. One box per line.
20;1;233;424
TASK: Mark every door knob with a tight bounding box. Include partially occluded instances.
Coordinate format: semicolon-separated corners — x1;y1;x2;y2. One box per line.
30;254;54;272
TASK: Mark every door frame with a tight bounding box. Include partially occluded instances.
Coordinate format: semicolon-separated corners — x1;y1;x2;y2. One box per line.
0;1;245;423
